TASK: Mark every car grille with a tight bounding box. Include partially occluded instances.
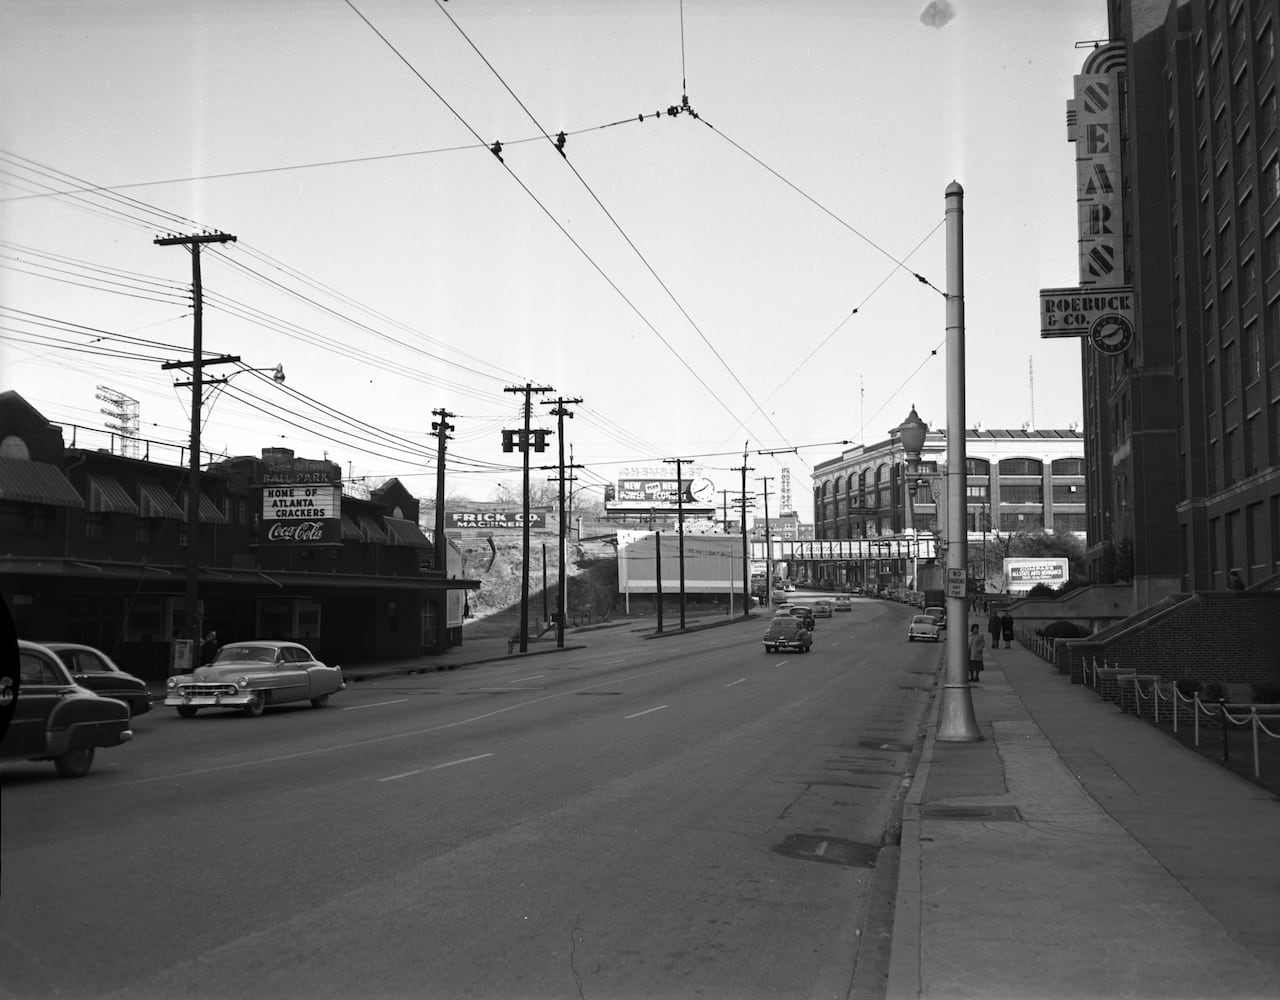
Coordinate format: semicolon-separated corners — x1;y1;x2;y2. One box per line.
175;682;239;697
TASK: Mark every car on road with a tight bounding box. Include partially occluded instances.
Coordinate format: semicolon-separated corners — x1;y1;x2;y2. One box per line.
811;600;833;618
1;640;133;778
924;606;947;629
164;640;344;718
907;614;942;642
762;618;813;653
833;595;853;611
787;605;816;629
41;642;152;718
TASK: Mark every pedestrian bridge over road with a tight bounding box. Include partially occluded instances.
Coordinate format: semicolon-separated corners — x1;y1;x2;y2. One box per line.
749;535;937;562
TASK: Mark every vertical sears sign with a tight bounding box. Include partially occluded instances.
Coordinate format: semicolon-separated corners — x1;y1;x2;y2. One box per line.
259;469;342;546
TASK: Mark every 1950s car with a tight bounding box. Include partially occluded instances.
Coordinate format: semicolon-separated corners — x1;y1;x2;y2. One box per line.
1;640;133;778
164;640;344;718
42;642;152;719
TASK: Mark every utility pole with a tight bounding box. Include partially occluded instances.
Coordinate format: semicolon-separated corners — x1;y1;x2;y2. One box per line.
542;396;582;648
503;383;553;652
431;408;455;652
757;475;774;605
663;457;690;629
733;446;754;617
155;230;236;653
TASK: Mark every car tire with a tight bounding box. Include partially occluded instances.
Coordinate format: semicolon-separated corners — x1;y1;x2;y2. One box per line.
176;705;198;718
243;692;266;717
310;694;330;708
54;747;94;778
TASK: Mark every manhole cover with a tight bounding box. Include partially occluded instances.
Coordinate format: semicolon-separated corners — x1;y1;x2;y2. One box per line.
921;805;1021;822
773;834;878;869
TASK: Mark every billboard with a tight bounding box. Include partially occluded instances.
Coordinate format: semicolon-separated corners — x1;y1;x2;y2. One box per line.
607;466;716;512
616;530;747;594
1003;557;1069;593
446;511;546;530
257;479;341;546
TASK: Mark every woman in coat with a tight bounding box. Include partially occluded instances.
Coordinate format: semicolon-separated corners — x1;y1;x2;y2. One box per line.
988;610;1001;649
1000;611;1015;649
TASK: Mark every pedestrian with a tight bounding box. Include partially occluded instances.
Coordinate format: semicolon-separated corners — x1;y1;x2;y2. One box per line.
1000;611;1014;649
988;609;1001;648
967;623;985;683
1227;569;1246;590
200;630;220;665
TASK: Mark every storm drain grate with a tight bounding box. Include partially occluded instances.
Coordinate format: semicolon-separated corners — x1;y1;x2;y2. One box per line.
921;804;1021;822
773;834;878;869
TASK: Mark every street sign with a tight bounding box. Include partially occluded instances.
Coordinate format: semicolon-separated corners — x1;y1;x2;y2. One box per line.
946;567;965;598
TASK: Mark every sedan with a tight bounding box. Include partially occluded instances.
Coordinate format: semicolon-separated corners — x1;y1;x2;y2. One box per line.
833;596;853;611
164;640;344;718
42;642;152;718
1;640;133;778
762;619;813;653
907;614;942;642
811;601;833;618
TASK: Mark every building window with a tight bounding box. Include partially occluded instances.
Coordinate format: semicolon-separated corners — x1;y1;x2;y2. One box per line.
1224;339;1240;399
1052;483;1084;502
1241;253;1258;301
1267;156;1280;204
1266;224;1280;274
1245;321;1262;384
135;520;152;544
1002;484;1044;503
1259;20;1275;68
997;458;1043;476
1051;457;1086;475
84;512;104;540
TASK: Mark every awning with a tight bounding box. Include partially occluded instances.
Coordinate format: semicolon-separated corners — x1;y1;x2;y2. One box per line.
340;515;361;540
87;474;139;515
0;457;84;507
137;480;185;520
385;516;431;548
356;514;388;543
179;491;228;524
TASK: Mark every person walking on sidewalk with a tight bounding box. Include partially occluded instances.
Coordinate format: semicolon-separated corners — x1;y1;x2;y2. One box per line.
967;623;985;683
1000;611;1014;648
987;609;1001;649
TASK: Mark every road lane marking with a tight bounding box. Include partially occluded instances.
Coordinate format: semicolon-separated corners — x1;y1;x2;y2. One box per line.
432;753;494;770
511;674;544;683
377;769;424;782
344;699;409;711
116;660;703;786
725;678;747;687
625;705;668;720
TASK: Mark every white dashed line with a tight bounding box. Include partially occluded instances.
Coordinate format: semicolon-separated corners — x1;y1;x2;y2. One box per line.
377;769;423;783
511;674;544;683
433;753;494;770
725;678;747;688
344;699;409;711
625;705;668;720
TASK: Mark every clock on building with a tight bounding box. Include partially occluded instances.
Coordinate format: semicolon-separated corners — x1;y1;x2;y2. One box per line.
688;477;716;504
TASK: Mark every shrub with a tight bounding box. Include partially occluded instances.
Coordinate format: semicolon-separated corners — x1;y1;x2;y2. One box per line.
1037;620;1091;639
1201;682;1227;702
1250;683;1280;704
1175;679;1202;697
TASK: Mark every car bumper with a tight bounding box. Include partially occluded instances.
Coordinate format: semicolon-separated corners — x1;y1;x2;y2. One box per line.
164;691;256;708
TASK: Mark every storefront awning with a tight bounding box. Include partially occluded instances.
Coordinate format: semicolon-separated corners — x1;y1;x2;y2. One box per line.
356;514;388;543
137;480;185;520
386;516;432;547
179;491;228;524
340;515;361;540
0;457;84;507
87;474;139;515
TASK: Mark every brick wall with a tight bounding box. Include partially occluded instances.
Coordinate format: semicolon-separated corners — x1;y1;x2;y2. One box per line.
1055;592;1280;689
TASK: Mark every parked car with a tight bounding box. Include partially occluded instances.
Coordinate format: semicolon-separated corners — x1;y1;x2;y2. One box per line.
41;642;152;718
924;606;947;629
907;614;942;642
164;641;344;718
762;618;813;653
811;601;833;618
833;596;853;611
1;640;133;778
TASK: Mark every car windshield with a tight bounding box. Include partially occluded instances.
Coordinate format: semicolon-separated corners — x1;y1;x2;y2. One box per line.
912;616;935;625
213;645;278;664
769;622;802;633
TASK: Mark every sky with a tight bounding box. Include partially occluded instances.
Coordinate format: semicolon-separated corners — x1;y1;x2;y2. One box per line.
0;0;1108;524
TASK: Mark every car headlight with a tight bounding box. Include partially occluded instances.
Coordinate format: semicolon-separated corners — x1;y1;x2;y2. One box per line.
237;676;249;689
166;677;178;690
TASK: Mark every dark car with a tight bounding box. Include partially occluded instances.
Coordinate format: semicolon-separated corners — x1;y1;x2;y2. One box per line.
788;604;816;629
42;642;152;718
1;640;133;778
762;618;813;653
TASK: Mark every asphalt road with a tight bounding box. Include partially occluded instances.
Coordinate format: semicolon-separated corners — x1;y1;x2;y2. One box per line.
2;598;936;1000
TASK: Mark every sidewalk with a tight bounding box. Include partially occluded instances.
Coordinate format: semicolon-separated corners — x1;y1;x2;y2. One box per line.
887;641;1280;1000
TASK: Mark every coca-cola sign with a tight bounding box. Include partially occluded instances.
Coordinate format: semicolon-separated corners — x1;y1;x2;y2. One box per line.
257;517;341;547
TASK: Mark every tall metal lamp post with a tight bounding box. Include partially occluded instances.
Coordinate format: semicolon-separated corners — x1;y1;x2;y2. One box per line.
897;405;928;594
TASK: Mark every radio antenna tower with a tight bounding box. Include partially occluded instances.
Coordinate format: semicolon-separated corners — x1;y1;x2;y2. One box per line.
95;385;140;458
